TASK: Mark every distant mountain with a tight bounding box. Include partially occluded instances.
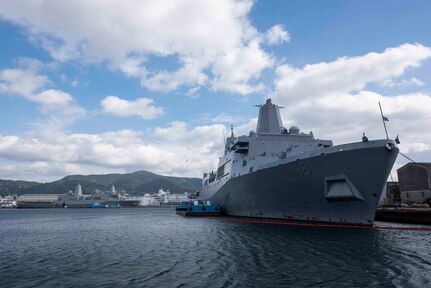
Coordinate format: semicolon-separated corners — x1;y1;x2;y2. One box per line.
0;171;201;196
0;179;40;196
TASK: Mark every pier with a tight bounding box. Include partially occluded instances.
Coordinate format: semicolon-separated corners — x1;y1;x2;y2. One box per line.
376;207;431;225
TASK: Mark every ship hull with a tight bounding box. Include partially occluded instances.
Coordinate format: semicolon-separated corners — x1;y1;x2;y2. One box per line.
57;201;93;208
104;200;140;208
16;201;57;209
206;144;398;226
57;200;140;208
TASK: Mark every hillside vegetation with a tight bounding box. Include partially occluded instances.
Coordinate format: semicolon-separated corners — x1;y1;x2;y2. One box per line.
0;171;201;196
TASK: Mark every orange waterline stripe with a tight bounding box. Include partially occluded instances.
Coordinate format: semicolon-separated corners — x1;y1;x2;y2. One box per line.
200;216;431;231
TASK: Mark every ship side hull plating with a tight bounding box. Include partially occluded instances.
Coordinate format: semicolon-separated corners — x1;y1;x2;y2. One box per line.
56;199;140;208
207;145;398;225
16;201;57;209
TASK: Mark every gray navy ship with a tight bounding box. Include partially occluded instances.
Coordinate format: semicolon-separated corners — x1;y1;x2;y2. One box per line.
17;184;140;208
199;99;398;226
57;184;140;208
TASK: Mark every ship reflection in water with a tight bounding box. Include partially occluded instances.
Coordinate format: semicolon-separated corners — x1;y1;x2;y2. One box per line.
1;208;430;287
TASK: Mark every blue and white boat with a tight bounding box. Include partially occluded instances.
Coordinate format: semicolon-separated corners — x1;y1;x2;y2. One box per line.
175;200;221;216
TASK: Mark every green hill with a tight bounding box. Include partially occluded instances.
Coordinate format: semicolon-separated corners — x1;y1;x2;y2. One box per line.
0;179;40;196
0;171;201;196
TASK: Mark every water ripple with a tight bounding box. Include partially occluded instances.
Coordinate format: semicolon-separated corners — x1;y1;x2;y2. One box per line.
1;208;431;287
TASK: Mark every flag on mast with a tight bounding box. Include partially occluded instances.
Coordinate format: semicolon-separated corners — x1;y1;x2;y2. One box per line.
378;101;389;139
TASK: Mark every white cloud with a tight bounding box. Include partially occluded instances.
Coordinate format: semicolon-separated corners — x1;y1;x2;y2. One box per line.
402;142;431;154
379;77;425;88
0;68;49;96
140;56;209;92
271;44;431;137
185;86;201;99
150;121;224;147
0;115;270;182
59;74;80;87
265;24;290;45
31;89;75;110
273;43;431;101
0;0;278;95
16;57;57;72
0;160;130;183
0;122;228;181
211;39;274;94
271;43;431;178
100;96;164;120
0;67;86;122
211;113;247;124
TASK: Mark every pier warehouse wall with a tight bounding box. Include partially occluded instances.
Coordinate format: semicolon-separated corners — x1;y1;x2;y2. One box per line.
397;162;431;204
379;182;400;207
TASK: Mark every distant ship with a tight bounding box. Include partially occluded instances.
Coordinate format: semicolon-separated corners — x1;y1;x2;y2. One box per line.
57;184;140;208
17;184;140;208
199;99;398;226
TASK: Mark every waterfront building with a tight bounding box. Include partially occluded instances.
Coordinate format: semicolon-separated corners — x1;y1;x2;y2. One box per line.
140;194;160;206
397;162;431;204
378;182;400;207
0;195;16;208
139;189;191;206
16;194;60;208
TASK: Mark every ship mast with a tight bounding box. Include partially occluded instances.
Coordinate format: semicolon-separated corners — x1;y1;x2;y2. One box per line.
256;99;284;134
378;101;389;140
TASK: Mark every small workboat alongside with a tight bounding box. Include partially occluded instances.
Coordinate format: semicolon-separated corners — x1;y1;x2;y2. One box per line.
175;200;221;216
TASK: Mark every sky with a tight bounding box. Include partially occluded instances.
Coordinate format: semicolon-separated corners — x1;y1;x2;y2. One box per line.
0;0;431;182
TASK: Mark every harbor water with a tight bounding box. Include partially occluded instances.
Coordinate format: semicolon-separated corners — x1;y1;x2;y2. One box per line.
1;208;430;287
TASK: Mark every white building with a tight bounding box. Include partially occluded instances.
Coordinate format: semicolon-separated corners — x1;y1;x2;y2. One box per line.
137;189;191;206
401;190;431;204
0;196;17;208
139;194;159;206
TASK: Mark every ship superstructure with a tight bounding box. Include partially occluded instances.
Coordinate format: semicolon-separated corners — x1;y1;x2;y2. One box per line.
56;184;140;208
200;99;398;225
